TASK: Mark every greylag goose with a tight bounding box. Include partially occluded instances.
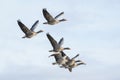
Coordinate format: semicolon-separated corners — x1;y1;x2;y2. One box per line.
46;33;70;52
42;8;67;25
49;51;69;67
67;54;86;72
60;53;86;72
17;20;43;38
67;59;86;72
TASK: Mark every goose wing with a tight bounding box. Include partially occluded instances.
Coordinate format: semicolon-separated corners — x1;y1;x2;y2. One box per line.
30;20;39;31
71;54;79;60
17;20;31;35
43;8;54;22
46;33;58;50
58;37;64;47
54;12;64;19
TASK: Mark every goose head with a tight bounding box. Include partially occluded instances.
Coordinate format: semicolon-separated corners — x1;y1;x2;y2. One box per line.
37;30;44;33
59;19;67;22
63;47;71;50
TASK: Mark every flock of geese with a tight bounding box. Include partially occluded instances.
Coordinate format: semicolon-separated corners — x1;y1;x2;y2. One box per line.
17;8;86;72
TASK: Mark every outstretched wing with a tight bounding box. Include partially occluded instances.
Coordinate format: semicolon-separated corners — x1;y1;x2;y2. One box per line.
43;8;54;22
71;54;79;60
17;20;31;35
46;33;58;50
58;37;64;47
54;12;64;19
30;20;39;31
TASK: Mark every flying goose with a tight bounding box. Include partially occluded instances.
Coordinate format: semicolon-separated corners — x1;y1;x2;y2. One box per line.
60;53;86;72
42;8;67;25
17;20;43;38
49;51;69;67
67;60;86;72
46;33;71;52
66;54;86;72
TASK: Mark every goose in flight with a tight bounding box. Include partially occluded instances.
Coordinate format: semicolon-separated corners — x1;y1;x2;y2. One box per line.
17;20;43;38
49;51;69;67
42;8;67;25
68;61;86;72
66;54;86;72
46;33;71;52
60;53;86;72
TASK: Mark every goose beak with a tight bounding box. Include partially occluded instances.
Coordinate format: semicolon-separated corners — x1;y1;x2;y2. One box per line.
39;30;44;32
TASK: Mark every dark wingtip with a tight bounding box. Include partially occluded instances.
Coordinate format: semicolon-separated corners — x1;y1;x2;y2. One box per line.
17;19;21;23
61;37;64;40
43;8;47;12
36;20;39;23
76;54;80;56
43;8;47;10
46;32;50;35
61;12;64;14
17;19;22;26
46;33;51;40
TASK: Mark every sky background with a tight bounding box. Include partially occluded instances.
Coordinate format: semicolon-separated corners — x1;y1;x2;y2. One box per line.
0;0;120;80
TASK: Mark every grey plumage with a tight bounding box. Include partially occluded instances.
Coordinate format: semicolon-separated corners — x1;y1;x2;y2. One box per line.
59;52;86;72
42;8;67;25
49;51;68;66
46;33;71;52
17;20;43;38
66;54;86;72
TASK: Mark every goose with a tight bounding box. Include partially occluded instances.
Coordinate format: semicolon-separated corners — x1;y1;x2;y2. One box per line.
49;51;69;67
42;8;67;25
60;53;86;72
46;33;71;52
67;54;86;72
17;20;43;38
67;59;86;72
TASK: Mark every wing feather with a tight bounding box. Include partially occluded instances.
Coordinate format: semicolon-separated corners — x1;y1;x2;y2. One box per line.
30;20;39;31
54;12;64;19
43;8;54;22
46;33;58;50
17;20;31;35
58;37;64;47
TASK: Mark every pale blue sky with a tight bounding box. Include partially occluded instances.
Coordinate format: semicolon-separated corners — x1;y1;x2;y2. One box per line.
0;0;120;80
